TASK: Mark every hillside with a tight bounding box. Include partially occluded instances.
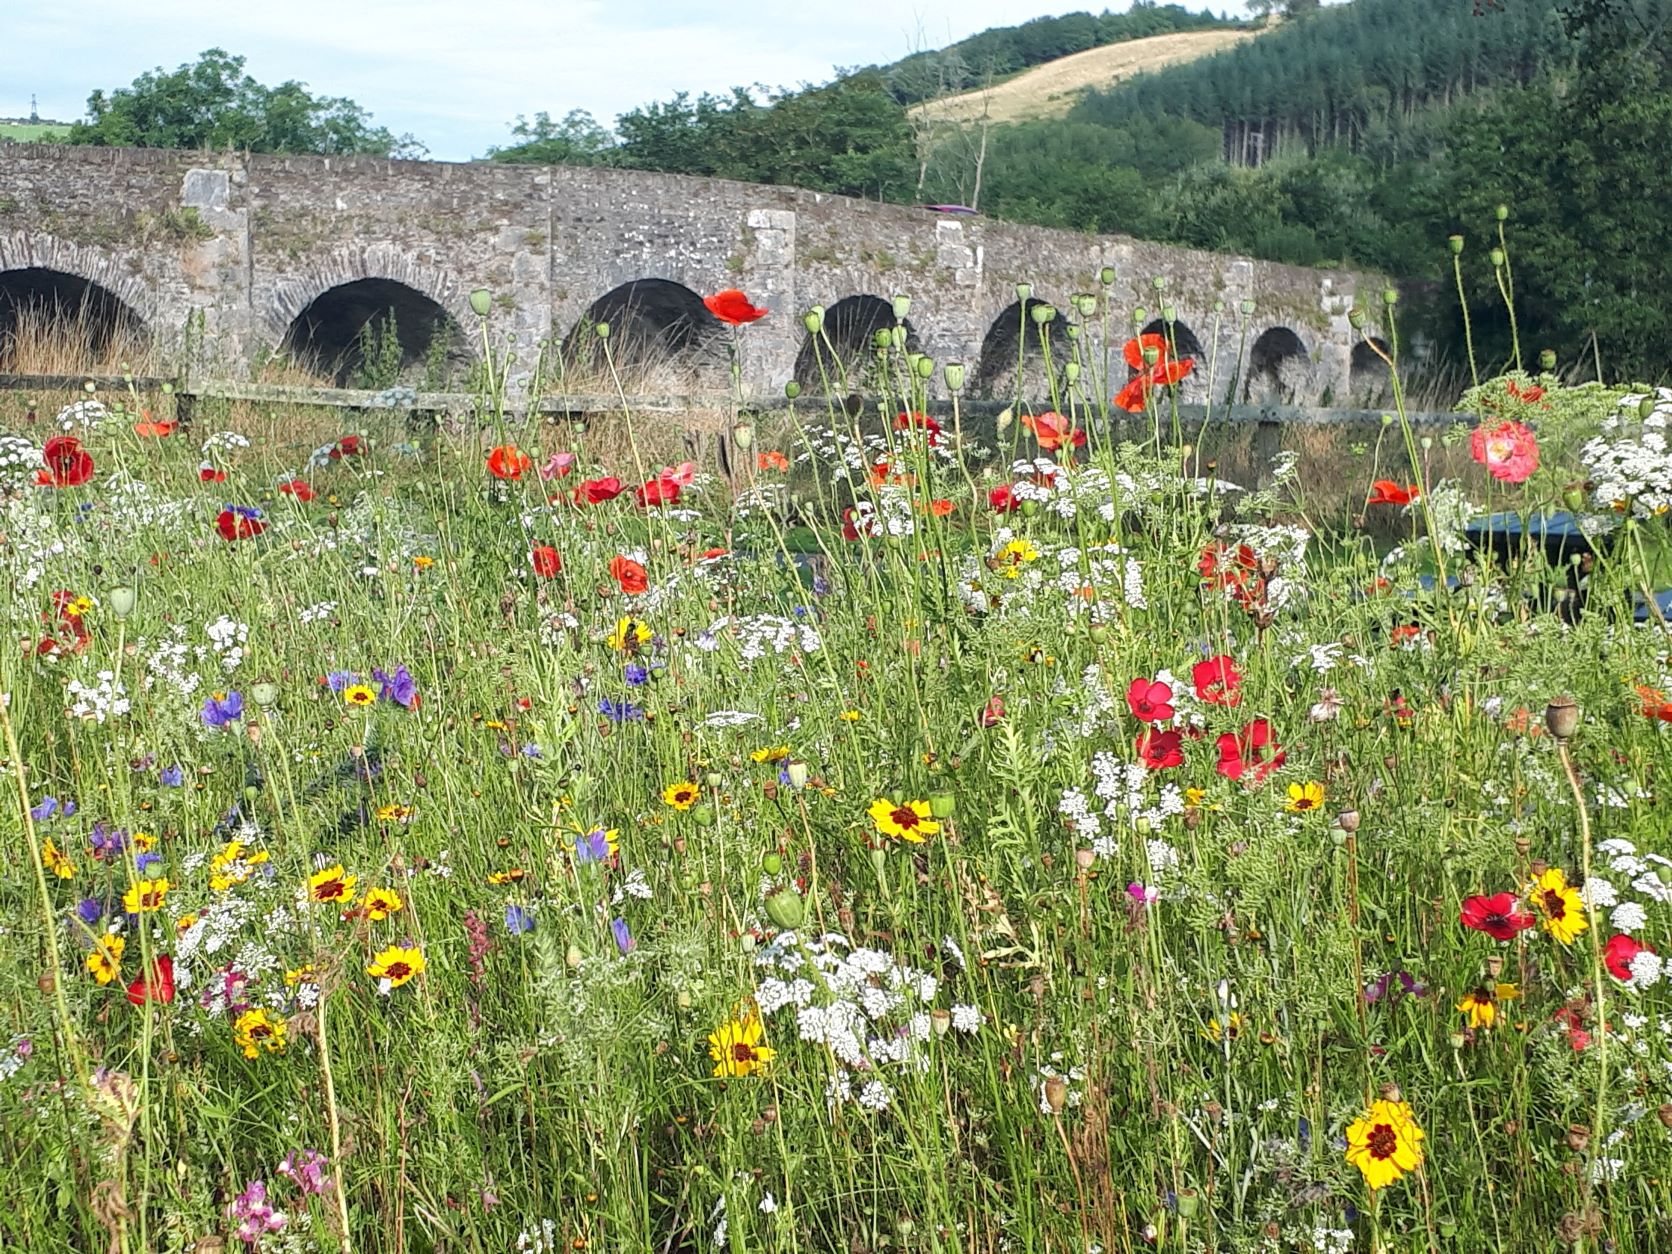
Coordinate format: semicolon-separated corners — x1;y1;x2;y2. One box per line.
0;120;70;142
911;27;1263;126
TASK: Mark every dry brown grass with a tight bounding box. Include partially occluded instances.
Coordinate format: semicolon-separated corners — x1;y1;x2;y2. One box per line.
0;306;157;377
913;28;1263;127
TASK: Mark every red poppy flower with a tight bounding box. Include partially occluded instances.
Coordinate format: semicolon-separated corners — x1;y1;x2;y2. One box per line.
895;411;943;445
578;476;624;505
215;507;266;542
841;507;867;541
989;485;1020;513
133;415;176;437
757;450;790;472
1634;685;1672;722
1505;380;1546;405
1604;934;1653;982
279;479;316;502
487;445;533;480
1215;718;1283;782
1137;728;1185;770
1192;655;1243;707
927;498;954;517
198;463;227;483
980;695;1006;727
1126;677;1175;724
1115;335;1195;413
1368;480;1420;506
1022;410;1085;452
610;555;649;594
329;434;365;460
531;545;562;578
636;476;681;507
703;289;768;325
126;955;176;1006
36;435;95;488
1459;892;1535;941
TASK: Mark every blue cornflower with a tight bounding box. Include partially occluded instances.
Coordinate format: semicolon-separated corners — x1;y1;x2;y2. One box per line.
504;904;535;935
574;829;612;864
135;852;163;876
373;664;419;710
611;917;634;955
159;764;185;787
74;898;103;928
623;662;650;687
598;697;643;723
325;671;358;694
200;691;244;728
30;796;75;822
520;743;541;758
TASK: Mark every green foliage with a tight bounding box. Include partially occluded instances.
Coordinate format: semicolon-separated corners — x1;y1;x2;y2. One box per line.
353;313;404;391
67;49;424;156
487;109;613;166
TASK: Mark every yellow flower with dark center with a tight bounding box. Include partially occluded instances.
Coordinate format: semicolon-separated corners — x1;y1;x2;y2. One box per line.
307;864;358;906
42;836;76;879
367;943;426;989
1530;867;1588;945
1200;1011;1247;1042
87;935;125;984
1345;1099;1424;1189
1458;983;1518;1031
284;964;316;988
487;868;527;885
131;832;156;852
994;538;1039;579
412;555;435;570
343;684;377;707
608;617;652;653
375;803;414;823
65;595;94;616
123;877;171;914
234;1008;288;1059
1285;781;1325;813
708;1010;775;1077
209;839;269;892
662;781;700;810
751;746;790;764
363;887;404;921
868;798;940;843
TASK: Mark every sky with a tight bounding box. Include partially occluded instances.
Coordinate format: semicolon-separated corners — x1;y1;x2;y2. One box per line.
2;1;1250;160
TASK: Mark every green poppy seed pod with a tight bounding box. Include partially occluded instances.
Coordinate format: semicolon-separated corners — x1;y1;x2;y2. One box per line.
930;1008;952;1036
161;382;174;395
1064;361;1080;384
1381;288;1399;306
764;888;805;931
469;288;492;318
784;380;801;400
1132;307;1147;328
872;329;892;351
1562;484;1587;512
929;793;957;819
1030;303;1057;325
1490;249;1505;268
1420;436;1433;451
1015;282;1032;302
890;325;907;351
1347;306;1367;330
1448;235;1465;256
250;680;281;709
1020;499;1040;517
1162;306;1177;324
106;584;138;621
84;380;96;393
1539;349;1557;371
1099;266;1116;286
943;362;966;393
786;760;810;790
704;771;724;788
1240;299;1256;315
915;354;935;380
732;423;754;450
1176;1191;1200;1220
803;307;824;335
1495;203;1509;222
594;320;610;340
891;294;912;322
1213;299;1225;313
1152;275;1167;292
692;803;716;828
869;845;888;879
1088;623;1110;644
1142;345;1160;367
763;851;785;875
995;406;1013;431
1065;324;1080;341
895;1218;915;1240
565;943;583;968
1075;293;1097;318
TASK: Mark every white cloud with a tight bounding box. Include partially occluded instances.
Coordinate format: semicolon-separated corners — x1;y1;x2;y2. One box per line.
2;1;1254;159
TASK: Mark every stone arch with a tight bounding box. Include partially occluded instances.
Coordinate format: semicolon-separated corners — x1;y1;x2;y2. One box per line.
973;297;1073;400
561;279;726;387
1244;326;1311;404
1136;317;1208;404
792;295;919;393
0;266;150;372
278;278;469;387
1349;338;1393;406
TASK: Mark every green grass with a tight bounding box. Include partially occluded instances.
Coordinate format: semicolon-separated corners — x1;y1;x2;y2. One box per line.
0;121;70;142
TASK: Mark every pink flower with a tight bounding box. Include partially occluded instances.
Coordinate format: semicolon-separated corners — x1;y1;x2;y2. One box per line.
662;461;697;488
1470;420;1540;484
539;451;576;480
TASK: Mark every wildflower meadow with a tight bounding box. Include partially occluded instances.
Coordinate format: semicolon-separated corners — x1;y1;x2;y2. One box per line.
4;271;1672;1254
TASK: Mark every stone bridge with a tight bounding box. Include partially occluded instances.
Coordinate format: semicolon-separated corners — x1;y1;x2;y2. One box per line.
0;144;1394;404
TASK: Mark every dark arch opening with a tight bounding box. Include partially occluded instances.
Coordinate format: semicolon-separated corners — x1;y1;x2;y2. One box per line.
973;297;1073;400
1244;326;1309;403
562;279;726;386
0;268;148;372
280;278;467;388
1137;317;1208;403
792;295;919;392
1349;339;1393;406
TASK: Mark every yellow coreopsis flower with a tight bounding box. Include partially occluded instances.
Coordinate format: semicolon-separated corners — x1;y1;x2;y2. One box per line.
662;781;700;811
123;877;171;914
868;798;940;843
1285;781;1325;813
42;836;76;879
307;864;358;907
994;537;1039;578
607;617;652;653
750;746;790;764
1200;1011;1246;1042
234;1008;288;1059
209;839;269;892
367;943;426;990
1345;1098;1424;1190
343;683;378;707
1530;867;1588;945
1457;983;1519;1031
363;887;404;921
708;1010;775;1077
87;935;126;984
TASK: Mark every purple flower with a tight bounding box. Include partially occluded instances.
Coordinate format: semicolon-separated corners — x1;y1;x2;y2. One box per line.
159;764;185;787
1364;970;1427;1004
574;829;612;864
623;662;650;686
1126;882;1159;905
29;796;74;822
135;851;163;876
519;743;541;758
201;690;244;729
373;664;419;710
89;822;128;859
226;1179;287;1244
611;917;634;955
277;1149;332;1196
504;904;535;935
325;671;358;694
812;575;831;596
73;898;103;928
598;697;643;722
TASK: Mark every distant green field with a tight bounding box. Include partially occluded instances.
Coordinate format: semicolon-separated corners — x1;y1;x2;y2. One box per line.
0;121;70;141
